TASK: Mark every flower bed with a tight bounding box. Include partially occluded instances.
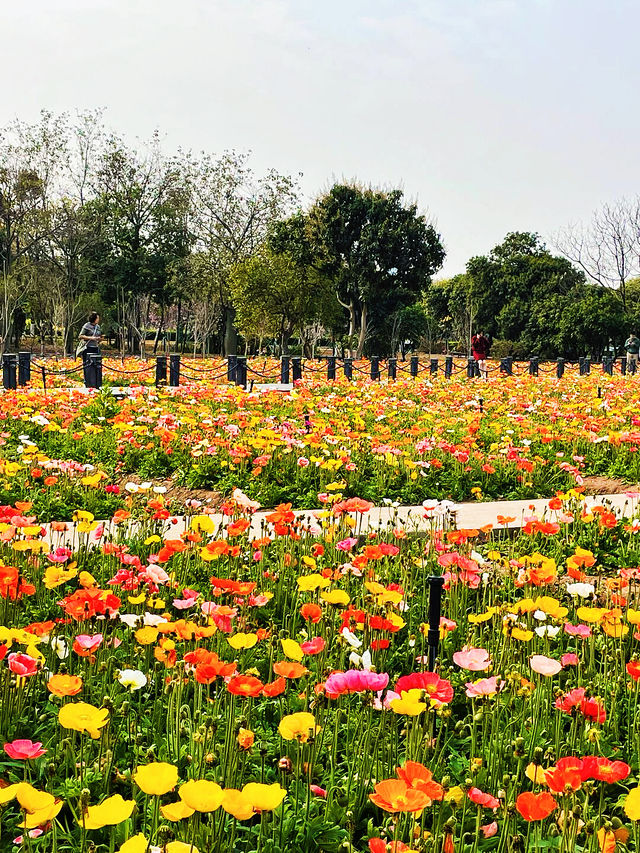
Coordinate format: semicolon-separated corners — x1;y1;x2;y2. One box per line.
1;492;640;851
1;374;640;521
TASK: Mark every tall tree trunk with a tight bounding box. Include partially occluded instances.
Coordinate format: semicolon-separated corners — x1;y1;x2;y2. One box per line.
355;302;368;358
224;307;238;356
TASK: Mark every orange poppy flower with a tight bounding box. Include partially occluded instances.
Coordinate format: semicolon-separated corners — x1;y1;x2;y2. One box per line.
369;779;431;814
262;677;286;697
300;603;322;623
396;762;444;802
47;673;83;697
227;675;264;697
273;662;308;679
227;518;250;536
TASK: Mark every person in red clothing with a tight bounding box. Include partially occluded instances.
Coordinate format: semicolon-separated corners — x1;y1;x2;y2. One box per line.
471;331;491;379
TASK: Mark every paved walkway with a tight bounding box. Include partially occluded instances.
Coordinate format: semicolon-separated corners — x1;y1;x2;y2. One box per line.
41;492;639;547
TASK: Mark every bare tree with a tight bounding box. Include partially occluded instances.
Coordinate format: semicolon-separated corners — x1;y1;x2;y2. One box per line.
556;198;640;309
186;150;299;355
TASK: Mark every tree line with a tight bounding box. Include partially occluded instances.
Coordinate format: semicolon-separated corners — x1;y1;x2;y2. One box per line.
1;110;638;359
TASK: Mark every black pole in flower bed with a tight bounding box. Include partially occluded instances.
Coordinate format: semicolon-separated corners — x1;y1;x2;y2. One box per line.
427;575;445;673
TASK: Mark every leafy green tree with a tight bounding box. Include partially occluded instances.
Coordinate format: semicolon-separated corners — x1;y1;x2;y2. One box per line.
229;249;337;353
306;185;445;356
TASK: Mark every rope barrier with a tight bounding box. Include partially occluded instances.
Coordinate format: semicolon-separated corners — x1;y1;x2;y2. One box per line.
102;364;153;377
32;361;84;377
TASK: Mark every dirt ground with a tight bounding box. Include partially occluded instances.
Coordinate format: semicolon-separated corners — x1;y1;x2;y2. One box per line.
580;475;640;495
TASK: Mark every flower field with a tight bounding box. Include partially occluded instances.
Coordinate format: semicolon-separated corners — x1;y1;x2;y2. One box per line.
2;372;640;519
3;375;640;852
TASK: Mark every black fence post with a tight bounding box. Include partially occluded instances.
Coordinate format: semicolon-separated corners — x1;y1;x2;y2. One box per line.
430;358;438;376
410;355;419;379
18;352;31;386
621;357;627;376
585;357;591;375
84;352;95;389
227;354;237;383
292;357;302;382
327;356;336;381
500;357;513;376
155;355;167;387
556;357;565;378
388;357;397;379
529;357;538;376
40;364;47;392
281;356;290;384
444;356;453;379
427;576;445;672
169;354;181;387
467;357;475;379
343;357;353;380
93;354;103;389
235;356;247;387
370;356;380;380
578;357;585;376
2;354;17;390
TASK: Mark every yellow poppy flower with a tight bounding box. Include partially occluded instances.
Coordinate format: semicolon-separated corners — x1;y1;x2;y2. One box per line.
15;784;56;814
390;690;427;716
297;574;330;592
278;712;319;742
179;779;224;812
228;633;258;650
222;789;254;820
133;762;179;796
79;794;135;830
119;834;149;853
161;800;195;821
58;702;110;739
242;782;286;812
321;589;350;606
280;638;304;661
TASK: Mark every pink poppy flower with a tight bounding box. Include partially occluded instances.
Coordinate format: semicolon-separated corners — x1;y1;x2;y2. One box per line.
465;677;503;698
310;785;327;798
8;652;39;677
300;637;326;655
530;655;562;676
561;653;579;667
481;822;498;838
13;830;43;844
4;739;46;759
564;623;591;638
324;669;389;697
172;598;197;610
336;537;358;552
453;647;491;671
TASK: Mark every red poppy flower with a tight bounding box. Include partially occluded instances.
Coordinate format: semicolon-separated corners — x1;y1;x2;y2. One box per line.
515;792;557;821
395;672;454;706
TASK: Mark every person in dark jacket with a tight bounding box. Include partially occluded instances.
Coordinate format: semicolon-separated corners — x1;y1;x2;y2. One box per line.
471;331;491;379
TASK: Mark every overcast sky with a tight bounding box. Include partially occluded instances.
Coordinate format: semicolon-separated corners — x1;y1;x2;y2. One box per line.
4;0;639;276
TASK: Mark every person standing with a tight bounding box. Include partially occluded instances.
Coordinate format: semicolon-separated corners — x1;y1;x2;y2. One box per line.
625;332;640;372
77;312;102;386
471;331;491;379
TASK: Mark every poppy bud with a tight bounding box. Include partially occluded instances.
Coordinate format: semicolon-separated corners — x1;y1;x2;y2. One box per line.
278;757;292;772
611;818;622;830
572;804;582;818
157;826;174;844
584;820;595;835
